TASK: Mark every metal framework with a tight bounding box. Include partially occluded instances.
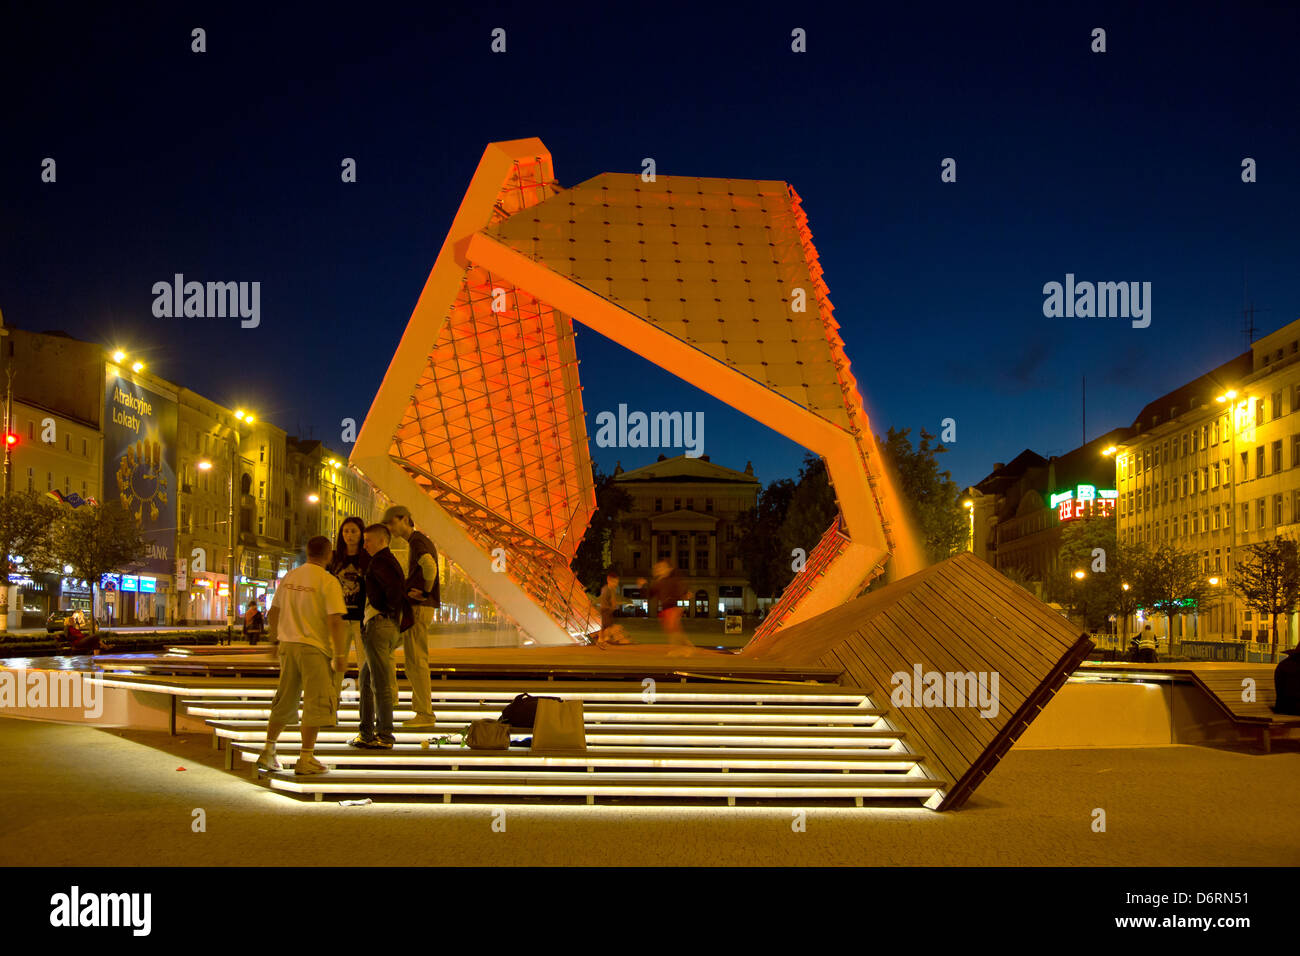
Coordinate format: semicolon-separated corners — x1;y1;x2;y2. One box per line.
352;139;921;644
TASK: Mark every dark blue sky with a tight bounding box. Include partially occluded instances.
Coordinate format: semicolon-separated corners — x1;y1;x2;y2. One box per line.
3;1;1297;490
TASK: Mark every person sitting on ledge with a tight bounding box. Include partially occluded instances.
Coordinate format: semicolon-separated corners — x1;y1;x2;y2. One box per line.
1274;644;1300;716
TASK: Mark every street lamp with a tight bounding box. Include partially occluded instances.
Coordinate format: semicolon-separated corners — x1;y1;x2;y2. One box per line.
215;409;255;636
962;499;974;553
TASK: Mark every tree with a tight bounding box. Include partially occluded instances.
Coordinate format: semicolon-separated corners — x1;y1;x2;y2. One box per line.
49;501;146;633
777;454;839;577
1230;536;1300;662
572;468;632;592
1047;517;1120;630
878;427;967;564
0;491;61;624
1132;542;1211;653
736;477;796;598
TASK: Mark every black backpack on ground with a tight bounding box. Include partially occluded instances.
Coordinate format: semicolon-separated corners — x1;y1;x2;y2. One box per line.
498;693;562;729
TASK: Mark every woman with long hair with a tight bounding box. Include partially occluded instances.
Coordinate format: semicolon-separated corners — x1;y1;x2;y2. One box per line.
328;516;371;699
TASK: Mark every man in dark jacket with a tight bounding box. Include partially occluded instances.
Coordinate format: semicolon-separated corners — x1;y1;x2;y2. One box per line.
1274;645;1300;716
384;505;441;728
352;523;411;749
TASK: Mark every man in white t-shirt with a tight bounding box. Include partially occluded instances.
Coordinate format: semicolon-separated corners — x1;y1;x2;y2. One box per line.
257;536;348;775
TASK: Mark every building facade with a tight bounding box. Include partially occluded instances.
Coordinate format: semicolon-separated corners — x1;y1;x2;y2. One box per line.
608;455;760;617
1115;320;1300;645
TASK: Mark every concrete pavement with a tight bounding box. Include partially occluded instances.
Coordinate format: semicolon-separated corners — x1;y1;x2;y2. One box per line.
1;716;1295;867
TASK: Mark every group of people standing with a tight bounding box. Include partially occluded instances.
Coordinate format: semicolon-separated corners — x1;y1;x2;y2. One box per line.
256;505;440;775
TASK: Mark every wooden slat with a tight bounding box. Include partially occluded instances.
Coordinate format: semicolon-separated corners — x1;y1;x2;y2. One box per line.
749;552;1092;809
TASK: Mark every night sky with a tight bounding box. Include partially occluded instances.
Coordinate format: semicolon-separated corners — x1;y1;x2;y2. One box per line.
3;2;1297;491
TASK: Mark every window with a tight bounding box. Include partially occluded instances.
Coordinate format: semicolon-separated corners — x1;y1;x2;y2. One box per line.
1211;463;1220;488
1215;549;1222;573
632;551;641;569
686;498;693;512
1224;504;1231;529
1182;513;1189;536
1182;434;1188;456
1192;512;1199;534
1257;401;1265;426
1257;446;1265;477
705;498;713;513
630;525;641;542
673;498;681;511
1213;506;1220;530
1201;424;1209;448
1258;498;1266;528
1242;503;1250;530
1241;450;1250;480
259;445;266;463
1274;440;1284;473
1275;494;1284;525
1211;421;1219;445
677;552;689;571
695;549;708;570
1201;467;1209;492
1294;435;1300;468
257;515;264;535
1274;391;1283;420
654;497;662;513
258;480;265;500
1181;474;1188;497
82;438;87;457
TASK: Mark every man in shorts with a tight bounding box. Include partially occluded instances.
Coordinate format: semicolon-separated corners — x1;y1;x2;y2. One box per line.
257;535;348;775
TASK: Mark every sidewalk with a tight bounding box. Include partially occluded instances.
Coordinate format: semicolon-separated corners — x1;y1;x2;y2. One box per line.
0;717;1296;866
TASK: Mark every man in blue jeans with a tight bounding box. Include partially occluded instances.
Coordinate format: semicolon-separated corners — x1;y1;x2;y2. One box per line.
352;523;412;749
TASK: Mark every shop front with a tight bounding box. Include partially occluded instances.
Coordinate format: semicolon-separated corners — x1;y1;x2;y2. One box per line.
99;573;171;627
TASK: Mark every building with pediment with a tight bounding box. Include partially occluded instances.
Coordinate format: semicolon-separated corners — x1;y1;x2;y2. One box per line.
607;454;760;618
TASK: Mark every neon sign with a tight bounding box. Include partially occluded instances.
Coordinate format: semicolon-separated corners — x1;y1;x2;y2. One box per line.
1052;484;1118;521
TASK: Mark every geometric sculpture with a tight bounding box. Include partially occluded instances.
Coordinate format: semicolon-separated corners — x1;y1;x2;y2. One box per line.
353;138;924;643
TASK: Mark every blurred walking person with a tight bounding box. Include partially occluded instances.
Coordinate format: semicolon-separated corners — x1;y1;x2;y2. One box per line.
640;559;691;654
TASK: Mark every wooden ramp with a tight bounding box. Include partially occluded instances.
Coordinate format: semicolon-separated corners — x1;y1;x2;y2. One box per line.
741;552;1093;810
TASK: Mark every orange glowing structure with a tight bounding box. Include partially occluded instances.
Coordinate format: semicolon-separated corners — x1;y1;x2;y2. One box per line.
352;138;922;643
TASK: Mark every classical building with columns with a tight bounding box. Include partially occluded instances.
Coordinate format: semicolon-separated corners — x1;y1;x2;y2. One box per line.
608;454;760;617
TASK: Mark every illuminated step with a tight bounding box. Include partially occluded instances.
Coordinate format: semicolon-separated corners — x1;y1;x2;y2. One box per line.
261;774;944;801
231;742;923;772
210;726;908;750
192;708;889;730
184;700;884;723
90;675;869;704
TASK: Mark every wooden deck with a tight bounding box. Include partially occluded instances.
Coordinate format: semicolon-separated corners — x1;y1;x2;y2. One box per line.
741;552;1093;810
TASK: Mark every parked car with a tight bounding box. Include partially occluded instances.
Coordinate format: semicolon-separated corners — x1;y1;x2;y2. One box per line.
46;610;71;633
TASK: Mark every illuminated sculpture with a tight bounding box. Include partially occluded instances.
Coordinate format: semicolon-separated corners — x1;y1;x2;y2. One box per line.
352;139;923;643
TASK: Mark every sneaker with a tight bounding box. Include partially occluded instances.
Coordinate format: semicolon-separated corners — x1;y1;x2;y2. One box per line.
349;734;382;749
373;737;395;750
402;715;438;728
294;755;330;775
256;751;282;772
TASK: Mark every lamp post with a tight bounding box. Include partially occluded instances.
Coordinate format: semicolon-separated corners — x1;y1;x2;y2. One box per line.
202;408;254;639
963;499;974;554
